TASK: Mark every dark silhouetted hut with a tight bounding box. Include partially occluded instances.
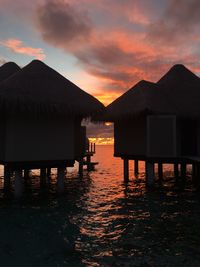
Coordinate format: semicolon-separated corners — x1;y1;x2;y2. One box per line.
106;64;200;185
0;60;104;196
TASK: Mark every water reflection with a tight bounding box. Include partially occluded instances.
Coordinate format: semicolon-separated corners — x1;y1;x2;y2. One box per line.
0;146;199;266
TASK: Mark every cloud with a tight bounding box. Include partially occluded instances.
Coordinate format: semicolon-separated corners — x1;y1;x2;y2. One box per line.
36;0;92;50
0;39;45;60
82;121;114;138
35;0;200;105
147;0;200;45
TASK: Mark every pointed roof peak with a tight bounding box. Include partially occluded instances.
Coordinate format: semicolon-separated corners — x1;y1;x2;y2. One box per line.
1;61;20;68
133;79;156;90
158;64;199;85
0;60;104;117
29;59;46;66
0;61;20;82
171;63;186;69
137;79;151;85
24;60;49;71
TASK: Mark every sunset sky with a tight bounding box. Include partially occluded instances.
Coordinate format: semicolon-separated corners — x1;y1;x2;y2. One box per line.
0;0;200;107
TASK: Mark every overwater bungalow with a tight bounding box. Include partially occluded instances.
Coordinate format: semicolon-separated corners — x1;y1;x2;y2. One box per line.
0;62;20;82
105;64;200;185
0;60;104;196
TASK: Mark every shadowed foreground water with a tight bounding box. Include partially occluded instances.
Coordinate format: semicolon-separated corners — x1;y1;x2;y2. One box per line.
0;145;200;266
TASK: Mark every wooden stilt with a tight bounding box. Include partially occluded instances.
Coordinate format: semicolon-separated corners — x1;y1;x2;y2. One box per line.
192;163;198;186
57;167;65;193
146;162;155;186
14;170;23;198
79;159;84;176
4;165;11;191
158;163;163;180
40;168;46;186
134;160;139;175
196;163;200;188
47;168;51;177
123;159;129;182
174;163;179;178
181;163;186;181
87;155;91;171
24;169;31;180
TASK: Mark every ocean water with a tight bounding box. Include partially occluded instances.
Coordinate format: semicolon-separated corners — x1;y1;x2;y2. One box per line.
0;145;200;267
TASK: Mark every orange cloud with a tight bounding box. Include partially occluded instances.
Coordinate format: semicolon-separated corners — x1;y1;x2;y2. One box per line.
94;91;121;106
35;0;200;105
0;39;45;60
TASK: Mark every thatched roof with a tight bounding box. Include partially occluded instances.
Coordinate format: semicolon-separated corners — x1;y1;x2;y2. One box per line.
157;64;200;118
0;62;20;82
158;64;200;86
0;60;104;117
105;80;174;121
105;64;200;121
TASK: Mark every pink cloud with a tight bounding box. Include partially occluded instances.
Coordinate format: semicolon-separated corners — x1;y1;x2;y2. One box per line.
34;0;200;105
0;39;45;60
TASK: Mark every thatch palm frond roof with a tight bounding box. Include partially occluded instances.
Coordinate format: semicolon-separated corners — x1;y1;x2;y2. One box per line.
0;62;20;82
0;60;104;117
157;64;200;118
105;64;200;121
105;80;174;121
158;64;200;86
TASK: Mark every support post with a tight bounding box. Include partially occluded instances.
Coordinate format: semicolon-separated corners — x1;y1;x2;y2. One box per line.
158;163;163;180
57;167;65;193
40;168;46;186
24;169;31;180
134;160;139;176
181;163;186;181
123;159;129;182
14;170;23;198
87;155;91;171
4;165;11;191
47;168;51;177
192;163;198;186
146;162;155;187
174;163;179;179
195;163;200;188
79;159;84;176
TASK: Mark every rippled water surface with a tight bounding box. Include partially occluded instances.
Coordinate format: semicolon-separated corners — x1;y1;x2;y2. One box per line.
0;145;200;267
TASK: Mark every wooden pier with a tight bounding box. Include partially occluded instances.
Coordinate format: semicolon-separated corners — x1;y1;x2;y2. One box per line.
3;160;74;198
122;156;200;187
78;141;98;175
2;141;98;198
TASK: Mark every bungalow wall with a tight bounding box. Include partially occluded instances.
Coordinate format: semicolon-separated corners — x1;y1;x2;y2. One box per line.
114;115;177;159
75;126;86;159
0;117;6;160
114;117;147;157
197;122;200;156
3;115;81;162
176;119;200;157
147;115;177;158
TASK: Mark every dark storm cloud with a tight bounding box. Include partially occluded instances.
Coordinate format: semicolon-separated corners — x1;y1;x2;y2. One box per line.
36;0;92;48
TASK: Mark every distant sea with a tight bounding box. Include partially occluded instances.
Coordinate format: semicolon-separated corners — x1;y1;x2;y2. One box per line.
0;145;200;267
